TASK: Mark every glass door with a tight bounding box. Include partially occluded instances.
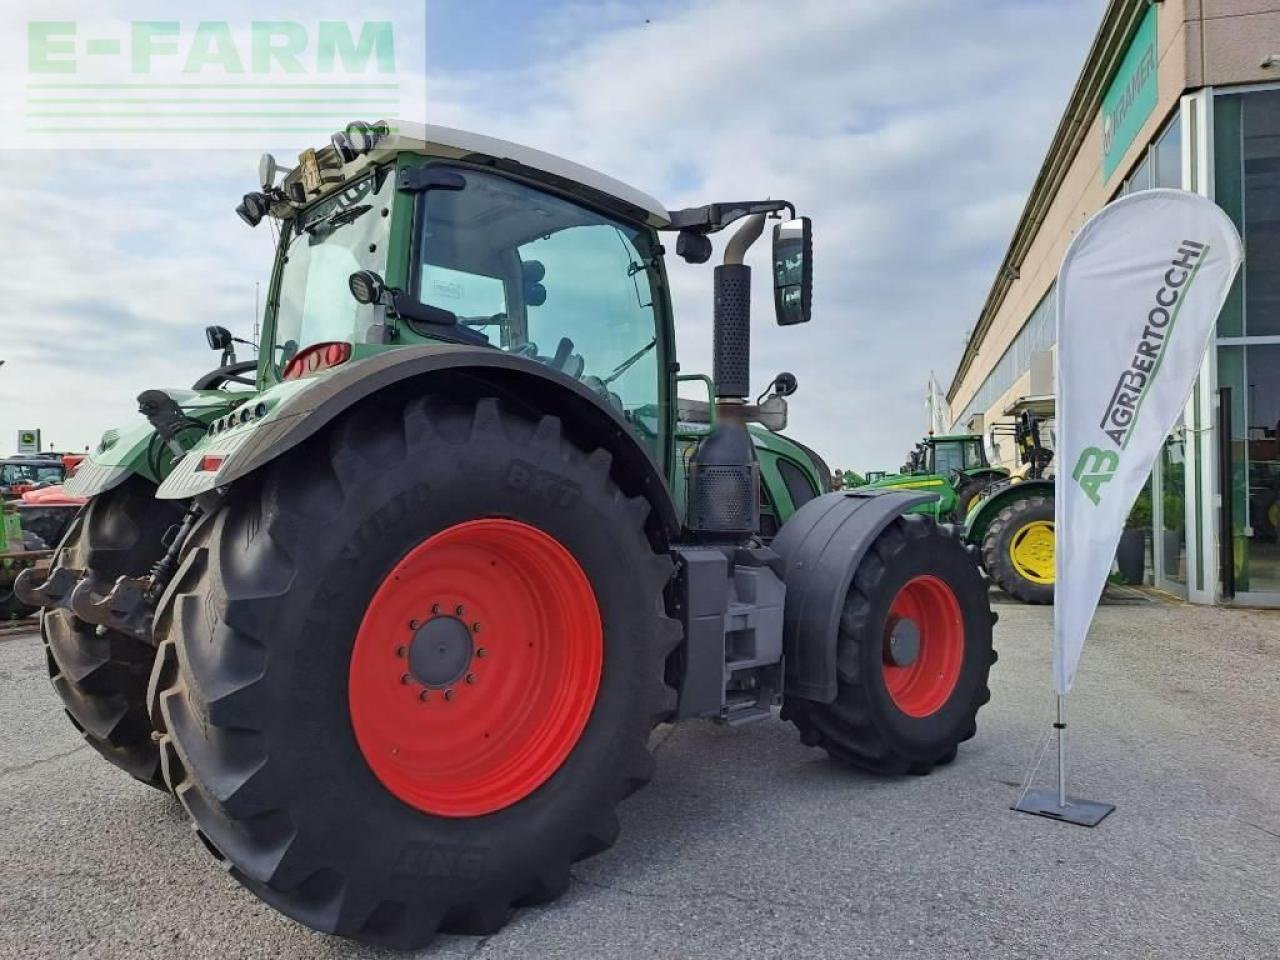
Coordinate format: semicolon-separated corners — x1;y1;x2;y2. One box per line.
1214;88;1280;603
1153;421;1189;595
1219;344;1280;598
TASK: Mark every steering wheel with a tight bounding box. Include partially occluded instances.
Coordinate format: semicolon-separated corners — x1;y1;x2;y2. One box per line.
192;360;257;391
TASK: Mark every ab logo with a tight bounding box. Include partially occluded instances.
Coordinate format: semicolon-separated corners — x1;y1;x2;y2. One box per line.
1073;447;1119;506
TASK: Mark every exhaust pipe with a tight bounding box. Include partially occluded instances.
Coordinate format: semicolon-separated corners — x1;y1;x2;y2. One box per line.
687;214;767;543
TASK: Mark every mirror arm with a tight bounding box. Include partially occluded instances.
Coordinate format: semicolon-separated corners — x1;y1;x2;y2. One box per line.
667;199;793;234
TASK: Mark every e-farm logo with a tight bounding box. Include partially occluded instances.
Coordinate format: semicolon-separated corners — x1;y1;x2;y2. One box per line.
5;13;423;149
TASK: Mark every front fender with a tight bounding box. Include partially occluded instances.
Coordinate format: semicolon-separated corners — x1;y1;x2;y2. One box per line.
772;489;937;702
155;345;680;539
964;477;1055;542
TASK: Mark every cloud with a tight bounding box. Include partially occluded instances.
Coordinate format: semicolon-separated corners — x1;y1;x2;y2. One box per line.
425;0;1105;469
1;0;1103;472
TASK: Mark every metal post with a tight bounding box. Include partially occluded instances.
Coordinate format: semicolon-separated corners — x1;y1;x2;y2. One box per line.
1013;692;1114;826
1056;694;1067;808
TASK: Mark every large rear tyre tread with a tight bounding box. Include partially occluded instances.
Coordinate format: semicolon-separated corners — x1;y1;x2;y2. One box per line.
785;514;995;775
149;393;679;949
43;476;181;788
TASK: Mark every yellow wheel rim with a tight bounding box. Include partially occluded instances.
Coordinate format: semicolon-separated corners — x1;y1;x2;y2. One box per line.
1009;520;1055;585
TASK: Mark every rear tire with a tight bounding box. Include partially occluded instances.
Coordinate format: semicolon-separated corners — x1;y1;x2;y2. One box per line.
43;477;182;787
981;496;1054;604
785;515;995;774
148;395;678;949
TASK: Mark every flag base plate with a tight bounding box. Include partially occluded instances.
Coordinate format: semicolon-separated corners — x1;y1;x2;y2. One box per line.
1012;789;1115;827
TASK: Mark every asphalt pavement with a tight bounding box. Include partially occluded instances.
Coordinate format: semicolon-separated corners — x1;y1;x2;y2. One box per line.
1;596;1277;959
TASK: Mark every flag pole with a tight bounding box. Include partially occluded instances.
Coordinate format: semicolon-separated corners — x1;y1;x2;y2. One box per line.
1056;694;1067;808
1013;690;1113;826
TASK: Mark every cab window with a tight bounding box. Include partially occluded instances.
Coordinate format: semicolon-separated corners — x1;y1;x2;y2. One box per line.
414;168;664;457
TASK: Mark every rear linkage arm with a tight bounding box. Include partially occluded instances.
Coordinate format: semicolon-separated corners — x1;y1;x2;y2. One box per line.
18;392;219;643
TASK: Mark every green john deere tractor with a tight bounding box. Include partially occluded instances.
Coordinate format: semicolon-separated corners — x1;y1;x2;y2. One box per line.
966;410;1055;604
19;123;995;949
870;433;1009;518
865;415;1055;603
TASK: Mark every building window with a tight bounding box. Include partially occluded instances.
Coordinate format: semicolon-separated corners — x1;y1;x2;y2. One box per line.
952;285;1056;430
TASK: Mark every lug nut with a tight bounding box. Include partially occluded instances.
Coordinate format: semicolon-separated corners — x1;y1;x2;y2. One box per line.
455;604;465;616
471;622;482;633
400;673;412;685
419;690;430;702
465;673;476;685
408;620;420;630
475;647;487;659
395;645;407;658
444;689;455;701
431;603;440;614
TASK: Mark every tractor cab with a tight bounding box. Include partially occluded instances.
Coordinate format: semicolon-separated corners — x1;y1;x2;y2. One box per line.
924;434;990;476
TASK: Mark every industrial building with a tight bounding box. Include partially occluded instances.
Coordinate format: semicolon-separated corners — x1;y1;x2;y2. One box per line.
948;0;1280;605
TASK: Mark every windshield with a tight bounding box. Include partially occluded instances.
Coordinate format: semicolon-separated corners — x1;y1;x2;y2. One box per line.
413;167;665;454
932;439;986;474
269;167;393;373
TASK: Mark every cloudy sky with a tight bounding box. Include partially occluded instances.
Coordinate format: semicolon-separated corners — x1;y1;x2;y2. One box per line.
0;0;1105;472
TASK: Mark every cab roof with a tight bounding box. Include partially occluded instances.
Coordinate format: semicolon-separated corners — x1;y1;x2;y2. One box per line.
380;123;671;227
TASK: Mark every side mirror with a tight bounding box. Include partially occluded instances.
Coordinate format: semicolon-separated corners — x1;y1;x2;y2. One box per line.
349;270;387;305
772;217;812;326
205;326;232;351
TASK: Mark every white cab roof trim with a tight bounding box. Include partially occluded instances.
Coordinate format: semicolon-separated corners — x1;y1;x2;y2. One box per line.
385;122;671;227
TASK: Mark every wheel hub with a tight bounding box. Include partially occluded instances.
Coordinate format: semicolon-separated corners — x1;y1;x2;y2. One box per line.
348;518;603;817
409;616;474;688
883;617;921;667
880;574;964;718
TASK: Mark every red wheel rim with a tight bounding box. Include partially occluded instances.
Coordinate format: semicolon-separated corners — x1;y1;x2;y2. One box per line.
349;519;602;817
881;575;964;718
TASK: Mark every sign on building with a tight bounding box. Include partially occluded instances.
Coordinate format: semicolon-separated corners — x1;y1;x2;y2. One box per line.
16;429;41;454
1100;5;1158;181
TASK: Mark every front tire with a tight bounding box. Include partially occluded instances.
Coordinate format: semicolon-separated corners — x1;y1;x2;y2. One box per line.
148;395;678;948
785;515;995;774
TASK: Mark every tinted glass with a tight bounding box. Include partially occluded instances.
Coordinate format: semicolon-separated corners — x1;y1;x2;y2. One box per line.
415;169;664;454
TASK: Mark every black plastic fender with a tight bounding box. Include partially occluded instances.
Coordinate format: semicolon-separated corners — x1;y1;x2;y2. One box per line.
771;489;937;702
181;345;679;540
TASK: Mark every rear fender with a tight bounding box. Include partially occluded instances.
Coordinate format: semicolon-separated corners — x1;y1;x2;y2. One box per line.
771;489;937;702
155;345;681;542
964;478;1055;543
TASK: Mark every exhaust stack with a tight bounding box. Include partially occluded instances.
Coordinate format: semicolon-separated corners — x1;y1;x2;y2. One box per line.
687;215;767;542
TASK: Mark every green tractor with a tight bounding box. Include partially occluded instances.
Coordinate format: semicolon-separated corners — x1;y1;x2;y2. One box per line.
871;433;1010;519
18;123;995;949
966;410;1055;604
865;418;1055;603
1;503;50;620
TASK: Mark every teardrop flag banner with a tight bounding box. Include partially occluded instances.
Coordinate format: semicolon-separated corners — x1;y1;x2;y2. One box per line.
1054;189;1242;694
